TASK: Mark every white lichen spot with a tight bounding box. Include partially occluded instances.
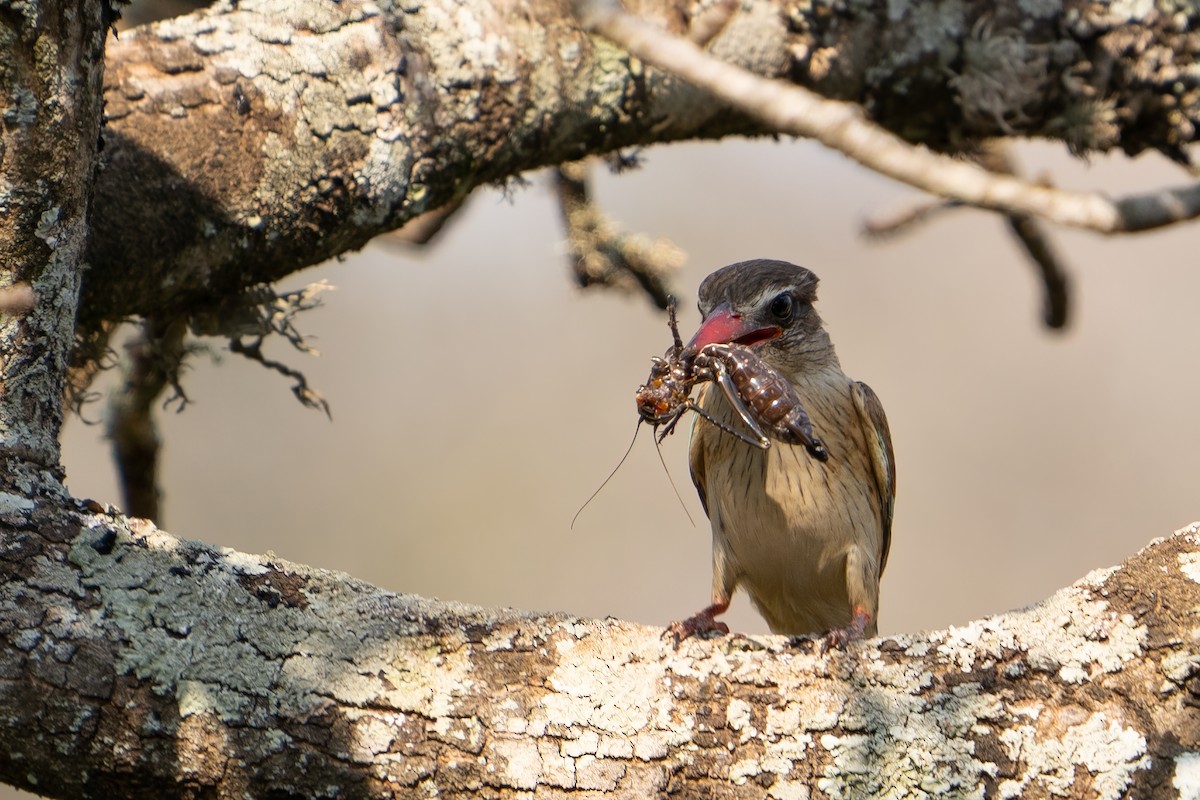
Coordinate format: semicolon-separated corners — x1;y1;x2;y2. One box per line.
768;780;811;800
430;716;485;754
1179;552;1200;585
1109;0;1155;21
489;738;541;790
633;731;671;760
764;731;812;767
729;757;762;783
35;205;61;246
537;739;576;788
561;729;600;758
1161;651;1200;683
815;684;997;799
574;754;625;791
0;492;35;515
598;736;633;759
819;733;871;774
218;547;269;576
726;698;756;741
482;628;515;651
353;713;396;758
177;680;217;718
1173;752;1200;800
545;631;678;737
996;713;1148;799
1057;664;1088;684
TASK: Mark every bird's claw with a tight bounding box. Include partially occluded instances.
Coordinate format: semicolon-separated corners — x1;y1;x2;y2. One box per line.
666;605;730;648
816;607;872;653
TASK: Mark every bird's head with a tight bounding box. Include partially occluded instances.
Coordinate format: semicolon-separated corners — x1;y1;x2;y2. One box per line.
684;259;836;374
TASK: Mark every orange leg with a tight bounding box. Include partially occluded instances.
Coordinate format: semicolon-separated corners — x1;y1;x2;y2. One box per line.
667;600;730;646
821;605;872;651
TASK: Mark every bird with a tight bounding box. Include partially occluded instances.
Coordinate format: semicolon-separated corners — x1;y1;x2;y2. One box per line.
670;258;895;645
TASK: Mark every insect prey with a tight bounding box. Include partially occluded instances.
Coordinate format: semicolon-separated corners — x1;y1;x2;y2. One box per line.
634;298;829;462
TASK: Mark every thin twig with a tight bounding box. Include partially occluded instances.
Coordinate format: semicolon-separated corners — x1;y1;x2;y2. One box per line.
977;146;1071;329
106;318;189;523
190;280;334;416
862;198;964;239
379;196;468;248
554;159;684;309
573;0;1200;234
228;336;331;419
864;146;1073;329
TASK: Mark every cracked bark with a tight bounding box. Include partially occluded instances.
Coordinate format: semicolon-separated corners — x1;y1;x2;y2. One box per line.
1;473;1198;798
81;0;1200;337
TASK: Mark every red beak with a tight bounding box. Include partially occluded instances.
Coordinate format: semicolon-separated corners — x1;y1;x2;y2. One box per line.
685;303;781;355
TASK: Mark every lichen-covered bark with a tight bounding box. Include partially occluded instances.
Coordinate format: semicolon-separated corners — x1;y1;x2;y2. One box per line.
0;453;1196;798
0;0;109;464
82;0;1200;332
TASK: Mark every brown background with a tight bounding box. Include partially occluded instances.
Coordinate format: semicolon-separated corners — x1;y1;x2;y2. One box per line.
6;137;1198;797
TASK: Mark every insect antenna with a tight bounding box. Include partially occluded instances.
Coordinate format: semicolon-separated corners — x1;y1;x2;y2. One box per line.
652;429;696;527
571;418;698;529
571;420;644;530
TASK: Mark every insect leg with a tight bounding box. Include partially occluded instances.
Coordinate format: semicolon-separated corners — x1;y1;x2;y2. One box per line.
708;361;772;449
655;404;691;442
685;399;767;449
666;295;684;353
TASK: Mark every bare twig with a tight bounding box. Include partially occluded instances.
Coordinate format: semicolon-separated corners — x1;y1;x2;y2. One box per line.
192;280;335;418
573;0;1200;234
106;318;190;523
977;146;1071;329
1007;213;1070;329
228;336;331;419
555;159;684;309
864;146;1073;329
377;197;468;248
862;199;964;239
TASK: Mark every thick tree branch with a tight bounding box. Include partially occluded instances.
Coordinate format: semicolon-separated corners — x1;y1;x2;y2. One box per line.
82;0;1200;336
0;461;1196;797
0;0;109;465
576;0;1200;235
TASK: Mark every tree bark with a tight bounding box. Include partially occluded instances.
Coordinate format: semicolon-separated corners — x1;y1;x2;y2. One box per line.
0;465;1197;798
0;0;109;463
82;0;1200;333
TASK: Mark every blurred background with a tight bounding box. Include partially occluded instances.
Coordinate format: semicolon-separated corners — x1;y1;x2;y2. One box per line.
62;139;1200;638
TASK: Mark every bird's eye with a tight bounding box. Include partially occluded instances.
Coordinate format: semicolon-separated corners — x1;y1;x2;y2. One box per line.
768;292;795;321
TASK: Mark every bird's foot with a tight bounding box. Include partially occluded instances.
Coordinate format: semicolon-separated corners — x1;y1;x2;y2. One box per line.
819;607;872;652
666;603;730;647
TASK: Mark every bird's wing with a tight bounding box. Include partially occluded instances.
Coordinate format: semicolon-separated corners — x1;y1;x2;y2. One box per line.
851;381;896;576
688;387;711;518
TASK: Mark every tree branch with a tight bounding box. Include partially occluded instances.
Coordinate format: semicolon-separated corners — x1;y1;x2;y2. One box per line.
81;0;1200;340
0;460;1196;797
0;0;109;465
574;0;1200;235
554;159;683;309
